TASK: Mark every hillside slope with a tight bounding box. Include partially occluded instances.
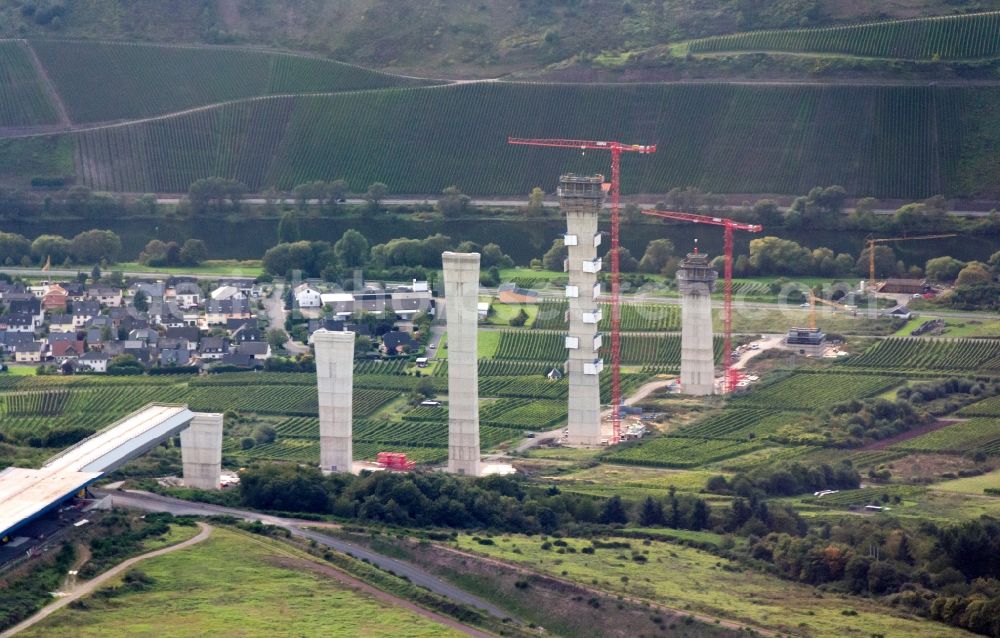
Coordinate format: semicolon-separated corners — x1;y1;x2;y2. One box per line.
29;40;434;123
685;10;1000;60
8;81;999;199
5;0;1000;77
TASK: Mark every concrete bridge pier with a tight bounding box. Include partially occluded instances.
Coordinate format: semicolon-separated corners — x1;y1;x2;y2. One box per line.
181;412;224;490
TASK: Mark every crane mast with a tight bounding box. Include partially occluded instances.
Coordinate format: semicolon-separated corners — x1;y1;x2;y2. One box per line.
865;233;957;291
508;137;655;443
641;210;762;393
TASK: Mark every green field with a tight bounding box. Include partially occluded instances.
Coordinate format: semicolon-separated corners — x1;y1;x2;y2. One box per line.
30;40;432;123
452;534;974;638
8;80;999;197
933;468;1000;495
18;527;466;638
548;464;721;497
686;11;1000;61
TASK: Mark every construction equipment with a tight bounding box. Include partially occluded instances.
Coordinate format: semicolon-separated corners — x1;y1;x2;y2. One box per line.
376;452;415;471
864;234;957;291
641;210;763;392
807;292;858;330
509;137;656;444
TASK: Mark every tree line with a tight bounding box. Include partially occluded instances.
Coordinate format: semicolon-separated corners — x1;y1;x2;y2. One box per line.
237;464;804;538
0;229;122;267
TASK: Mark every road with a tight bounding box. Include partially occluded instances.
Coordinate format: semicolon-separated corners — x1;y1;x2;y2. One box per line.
96;489;512;620
263;282;309;354
0;522;214;638
153;195;998;217
512;427;566;454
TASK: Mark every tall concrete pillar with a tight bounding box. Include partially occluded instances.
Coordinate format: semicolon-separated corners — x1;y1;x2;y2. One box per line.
181;412;223;490
442;251;480;476
677;250;718;395
314;330;355;472
559;175;604;445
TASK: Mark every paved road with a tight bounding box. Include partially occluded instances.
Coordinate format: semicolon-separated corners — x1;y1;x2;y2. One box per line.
154;195;997;217
0;266;246;281
513;427;566;454
96;489;512;620
0;522;214;638
262;282;309;354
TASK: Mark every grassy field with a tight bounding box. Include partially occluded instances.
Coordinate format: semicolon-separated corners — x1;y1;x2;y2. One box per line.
113;261;264;277
0;136;74;186
451;534;975;638
477;330;500;359
545;464;720;497
933;468;1000;495
483;301;539;327
18;527;466;638
9;81;999;197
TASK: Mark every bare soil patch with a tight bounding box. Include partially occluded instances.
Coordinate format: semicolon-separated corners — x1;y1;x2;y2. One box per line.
881;453;994;483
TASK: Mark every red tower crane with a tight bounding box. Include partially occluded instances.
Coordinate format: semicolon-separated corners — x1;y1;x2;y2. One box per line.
641;210;762;393
508;137;656;443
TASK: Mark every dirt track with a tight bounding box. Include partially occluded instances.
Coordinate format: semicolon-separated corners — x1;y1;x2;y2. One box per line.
0;523;214;638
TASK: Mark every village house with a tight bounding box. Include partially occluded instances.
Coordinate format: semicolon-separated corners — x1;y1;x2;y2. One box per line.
77;351;110;373
71;300;101;327
14;341;46;363
85;285;123;307
294;283;323;308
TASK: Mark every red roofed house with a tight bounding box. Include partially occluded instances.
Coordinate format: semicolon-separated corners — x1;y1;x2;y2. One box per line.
42;284;69;312
50;339;85;363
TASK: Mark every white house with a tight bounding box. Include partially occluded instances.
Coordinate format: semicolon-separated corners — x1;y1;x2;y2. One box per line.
210;285;245;301
294;284;323;308
78;351;110;373
319;293;354;317
173;282;202;309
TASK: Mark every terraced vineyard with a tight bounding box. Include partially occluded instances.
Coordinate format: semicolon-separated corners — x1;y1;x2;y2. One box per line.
676;409;811;442
493;330;721;367
0;40;58;126
433;360;559;378
843;338;1000;371
186;385;398;417
891;418;1000;456
607;437;766;469
479;376;567;400
802;486;924;508
533;301;681;332
493;331;565;362
960;396;1000;417
1;390;70;416
29;40;432;123
734;372;900;410
14;81;984;197
686;11;1000;61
